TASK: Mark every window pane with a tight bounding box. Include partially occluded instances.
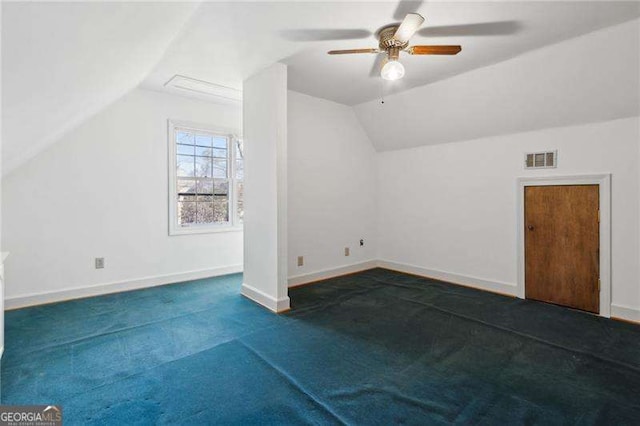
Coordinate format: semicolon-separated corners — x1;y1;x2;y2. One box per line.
236;159;244;179
196;179;213;195
195;146;213;157
214;179;229;196
177;179;196;195
173;128;237;229
177;155;195;177
196;201;214;223
237;181;244;221
213;180;229;222
195;156;212;177
177;144;194;156
177;131;194;145
213;196;229;222
196;134;213;147
212;159;227;178
213;148;227;158
197;195;213;202
178;202;196;225
213;136;227;149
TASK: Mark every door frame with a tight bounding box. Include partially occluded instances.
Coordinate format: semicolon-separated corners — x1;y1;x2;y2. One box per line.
516;174;611;317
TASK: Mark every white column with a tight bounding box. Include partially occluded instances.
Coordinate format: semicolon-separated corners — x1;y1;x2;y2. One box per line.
241;63;289;312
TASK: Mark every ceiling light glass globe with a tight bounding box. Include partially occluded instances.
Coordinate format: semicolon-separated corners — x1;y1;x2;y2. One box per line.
381;60;405;81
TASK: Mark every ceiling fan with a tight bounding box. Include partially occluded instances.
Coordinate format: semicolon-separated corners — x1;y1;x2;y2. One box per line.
328;13;461;81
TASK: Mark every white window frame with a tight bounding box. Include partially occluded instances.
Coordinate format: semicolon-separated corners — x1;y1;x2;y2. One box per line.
168;119;243;235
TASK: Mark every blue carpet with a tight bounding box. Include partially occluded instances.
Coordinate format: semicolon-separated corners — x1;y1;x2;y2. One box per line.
3;269;640;424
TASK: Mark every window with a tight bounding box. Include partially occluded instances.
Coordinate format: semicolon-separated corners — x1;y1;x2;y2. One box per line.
168;120;243;235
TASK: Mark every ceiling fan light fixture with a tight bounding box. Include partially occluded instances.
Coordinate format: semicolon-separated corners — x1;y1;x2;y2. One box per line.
325;12;462;83
381;59;405;81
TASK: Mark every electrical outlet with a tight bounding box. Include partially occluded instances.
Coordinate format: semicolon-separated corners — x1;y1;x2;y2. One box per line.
344;247;350;257
360;239;364;247
297;256;304;267
95;258;105;269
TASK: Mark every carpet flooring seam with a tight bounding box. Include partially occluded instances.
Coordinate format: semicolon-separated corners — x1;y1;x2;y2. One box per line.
393;294;640;378
19;324;287;401
5;300;266;357
237;339;350;426
330;384;467;424
287;284;388;317
291;274;640;377
6;271;640;424
366;274;507;299
367;274;626;327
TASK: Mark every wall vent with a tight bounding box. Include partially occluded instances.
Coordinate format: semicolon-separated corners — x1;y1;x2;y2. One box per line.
525;151;557;169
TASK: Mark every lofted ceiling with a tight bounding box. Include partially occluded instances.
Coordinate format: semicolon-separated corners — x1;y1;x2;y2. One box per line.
141;1;640;106
1;1;199;175
354;18;640;151
3;1;640;173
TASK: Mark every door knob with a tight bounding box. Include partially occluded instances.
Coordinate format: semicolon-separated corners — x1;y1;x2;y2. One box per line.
527;225;535;231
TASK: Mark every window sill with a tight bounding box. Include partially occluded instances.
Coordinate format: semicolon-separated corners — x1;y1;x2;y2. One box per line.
169;225;243;236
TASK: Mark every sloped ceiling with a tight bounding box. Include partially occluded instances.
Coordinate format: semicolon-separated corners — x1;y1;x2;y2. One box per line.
141;1;640;107
282;1;640;106
3;1;639;169
1;1;199;175
139;0;640;152
354;18;640;151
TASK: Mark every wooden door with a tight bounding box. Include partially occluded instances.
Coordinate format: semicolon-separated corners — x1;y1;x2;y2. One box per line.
525;185;600;313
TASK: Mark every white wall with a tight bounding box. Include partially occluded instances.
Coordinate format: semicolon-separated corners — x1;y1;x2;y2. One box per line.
2;88;243;306
287;91;377;284
377;117;640;316
241;63;289;312
1;2;199;175
354;19;640;152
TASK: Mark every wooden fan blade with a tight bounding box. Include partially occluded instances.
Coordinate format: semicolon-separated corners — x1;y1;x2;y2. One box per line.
327;48;379;55
408;45;462;55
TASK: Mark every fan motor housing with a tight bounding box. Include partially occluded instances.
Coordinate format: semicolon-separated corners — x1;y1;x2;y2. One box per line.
377;25;408;50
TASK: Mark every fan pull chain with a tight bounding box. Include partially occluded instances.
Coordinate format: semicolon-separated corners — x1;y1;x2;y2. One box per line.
380;80;385;104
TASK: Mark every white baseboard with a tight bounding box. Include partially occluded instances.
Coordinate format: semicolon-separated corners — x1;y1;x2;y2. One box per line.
376;260;517;297
611;304;640;323
8;257;635;324
241;283;290;313
5;264;243;310
288;260;378;287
